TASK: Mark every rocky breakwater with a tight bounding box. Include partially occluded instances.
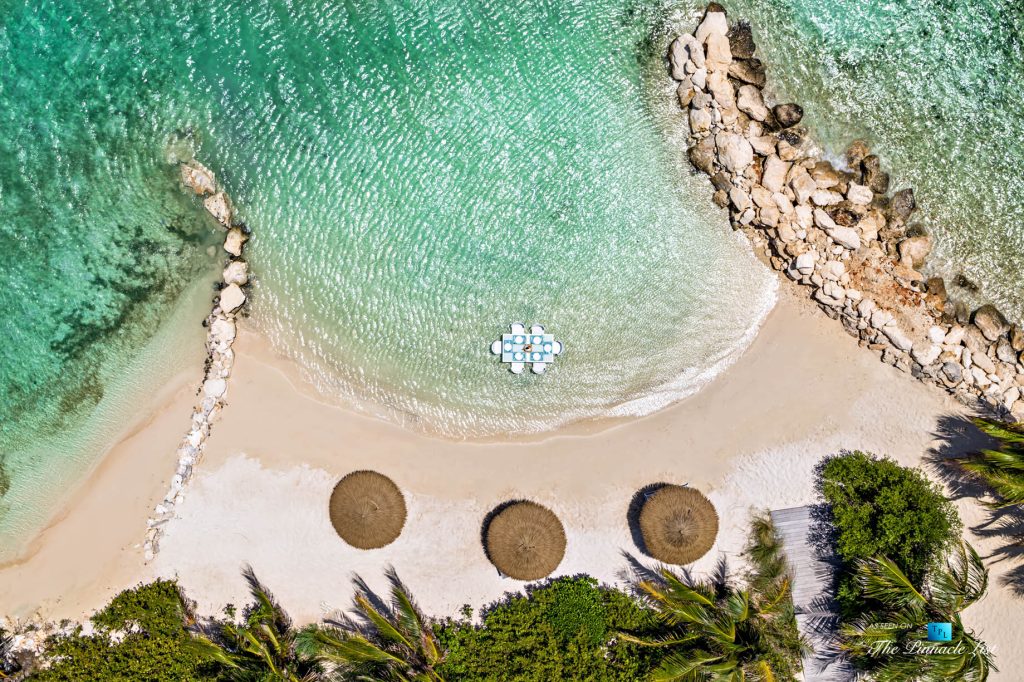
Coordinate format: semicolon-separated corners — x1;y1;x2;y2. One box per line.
142;161;252;561
671;4;1024;420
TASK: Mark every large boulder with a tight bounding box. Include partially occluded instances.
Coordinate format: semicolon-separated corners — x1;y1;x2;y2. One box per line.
704;32;732;72
688;136;716;174
668;37;689;81
689;108;712;134
727;58;766;87
715;132;754;173
726;21;756;59
224;227;246;257
219;283;246;313
203;192;233;227
773;103;803;128
695;10;729;44
736;84;768;121
790;169;817;204
223;260;249;286
706;70;735;108
898;235;932;268
973;304;1010;341
761;155;790;193
180;162;216;196
890;188;917;221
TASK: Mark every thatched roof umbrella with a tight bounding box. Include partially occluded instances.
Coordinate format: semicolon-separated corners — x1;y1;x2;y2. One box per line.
329;470;407;549
638;485;718;565
484;501;566;580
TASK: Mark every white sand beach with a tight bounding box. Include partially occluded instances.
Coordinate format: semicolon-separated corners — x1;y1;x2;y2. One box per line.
1;288;1021;675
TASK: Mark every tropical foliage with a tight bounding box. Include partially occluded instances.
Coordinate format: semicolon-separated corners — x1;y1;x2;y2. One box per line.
1;628;22;679
818;451;961;613
297;567;444;681
838;542;994;681
437;575;661;681
619;513;806;681
957;417;1024;506
187;566;318;681
28;580;219;681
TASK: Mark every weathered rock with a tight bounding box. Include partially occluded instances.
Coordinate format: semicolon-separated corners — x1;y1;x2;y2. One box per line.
203;378;227;399
677;81;695;108
821;259;845;281
707;70;735;108
691;67;707;90
203;192;232;226
972;347;996;374
749;134;776;156
813;208;837;230
826;225;862;250
811;162;841;188
795;251;816;275
911;342;941;366
715;132;754;173
996;338;1018;364
223;260;249;286
890;188;917;221
210;317;236;345
219;283;246;313
898;235;932;268
773;103;803;128
973;304;1010;341
669;37;690;81
689;108;712;134
726;21;756;59
761;155;789;193
705;32;732;72
758;205;780;227
727;59;766;87
846;140;871;168
736;84;768;121
811;189;843;206
883;324;913;351
942;361;963;384
860;155;890;194
791;169;817;204
711;172;732;192
224;227;246;257
712;190;729;208
1011;326;1024;352
695;10;729;44
729;187;751;211
773;192;794;214
688;137;716;174
846;183;873;205
181;162;216;196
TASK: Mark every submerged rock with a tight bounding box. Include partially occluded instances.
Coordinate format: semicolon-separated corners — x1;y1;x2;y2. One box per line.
773;103;803;128
860;155;890;194
898;235;932;268
726;21;756;59
727;58;766;87
890;188;917;221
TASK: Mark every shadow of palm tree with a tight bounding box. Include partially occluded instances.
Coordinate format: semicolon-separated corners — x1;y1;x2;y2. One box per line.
925;413;1024;596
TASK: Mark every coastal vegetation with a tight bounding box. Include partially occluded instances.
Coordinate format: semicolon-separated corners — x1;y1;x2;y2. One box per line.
956;417;1024;506
818;451;961;614
838;543;994;680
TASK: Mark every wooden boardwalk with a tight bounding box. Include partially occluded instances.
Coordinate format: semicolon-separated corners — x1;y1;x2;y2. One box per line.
771;506;854;682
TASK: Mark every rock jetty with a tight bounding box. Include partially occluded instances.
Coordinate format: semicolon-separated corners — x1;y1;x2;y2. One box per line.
672;5;1024;420
142;160;251;561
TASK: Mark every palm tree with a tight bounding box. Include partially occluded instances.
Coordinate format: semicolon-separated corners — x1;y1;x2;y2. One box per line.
297;567;445;681
956;417;1024;506
838;542;995;681
620;514;806;681
187;565;319;681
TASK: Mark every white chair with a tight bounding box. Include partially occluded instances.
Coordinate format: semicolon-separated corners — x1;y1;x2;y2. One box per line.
552;341;563;355
510;362;525;374
510;322;526;334
490;340;502;355
530;324;545;335
532;362;546;374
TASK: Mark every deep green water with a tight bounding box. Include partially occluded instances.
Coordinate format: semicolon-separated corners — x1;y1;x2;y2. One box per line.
1;0;1022;557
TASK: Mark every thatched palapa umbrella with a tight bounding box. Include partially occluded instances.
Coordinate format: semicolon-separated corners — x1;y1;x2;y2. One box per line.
329;470;407;549
638;485;718;565
484;501;566;581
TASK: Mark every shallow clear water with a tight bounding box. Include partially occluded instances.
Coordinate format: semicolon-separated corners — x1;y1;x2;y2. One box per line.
1;0;1022;555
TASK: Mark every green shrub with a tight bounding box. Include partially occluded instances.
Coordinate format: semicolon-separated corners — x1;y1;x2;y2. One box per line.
29;580;219;681
818;451;960;613
436;575;661;681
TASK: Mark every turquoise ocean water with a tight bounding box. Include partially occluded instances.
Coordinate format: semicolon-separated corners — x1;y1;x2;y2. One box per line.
0;0;1022;558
